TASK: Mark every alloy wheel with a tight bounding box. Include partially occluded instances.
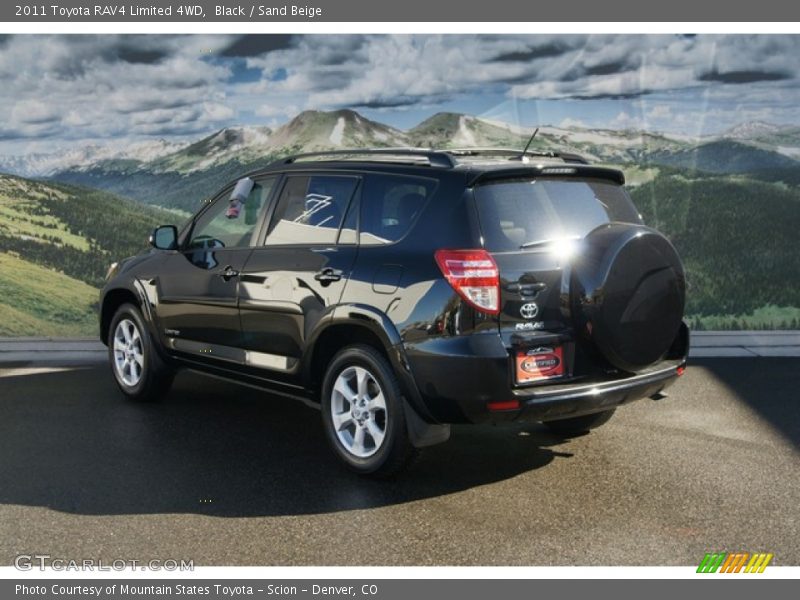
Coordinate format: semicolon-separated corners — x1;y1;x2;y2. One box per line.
330;365;388;458
113;318;144;387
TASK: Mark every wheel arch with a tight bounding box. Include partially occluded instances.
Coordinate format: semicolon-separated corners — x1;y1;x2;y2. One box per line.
303;304;438;425
100;288;138;345
99;281;157;346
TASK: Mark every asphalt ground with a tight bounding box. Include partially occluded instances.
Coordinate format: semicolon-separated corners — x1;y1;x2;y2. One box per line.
0;358;798;566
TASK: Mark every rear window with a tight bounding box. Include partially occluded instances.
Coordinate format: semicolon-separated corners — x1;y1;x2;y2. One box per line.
474;178;642;252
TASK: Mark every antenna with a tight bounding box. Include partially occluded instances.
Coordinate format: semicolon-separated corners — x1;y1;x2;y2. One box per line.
511;127;539;162
521;127;539;156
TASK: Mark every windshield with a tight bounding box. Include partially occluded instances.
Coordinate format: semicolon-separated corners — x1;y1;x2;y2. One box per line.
474;178;642;252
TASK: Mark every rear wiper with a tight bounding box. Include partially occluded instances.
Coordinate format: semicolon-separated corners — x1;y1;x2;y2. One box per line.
520;235;581;249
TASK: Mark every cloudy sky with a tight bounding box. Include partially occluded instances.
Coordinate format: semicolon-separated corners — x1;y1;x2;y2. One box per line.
1;34;799;154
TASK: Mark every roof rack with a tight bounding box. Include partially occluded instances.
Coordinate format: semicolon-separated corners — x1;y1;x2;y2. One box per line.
446;148;589;164
273;147;590;169
277;148;456;168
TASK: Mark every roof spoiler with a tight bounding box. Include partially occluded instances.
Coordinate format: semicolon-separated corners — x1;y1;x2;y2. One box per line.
446;148;589;164
467;165;625;187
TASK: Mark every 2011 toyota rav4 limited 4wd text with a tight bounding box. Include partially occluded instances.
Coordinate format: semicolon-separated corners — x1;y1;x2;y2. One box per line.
100;147;689;476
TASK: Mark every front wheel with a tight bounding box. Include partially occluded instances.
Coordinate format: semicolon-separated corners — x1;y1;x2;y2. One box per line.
108;303;174;402
321;345;418;477
543;408;616;436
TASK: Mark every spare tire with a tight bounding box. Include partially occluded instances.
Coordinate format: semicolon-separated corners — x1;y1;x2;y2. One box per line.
569;223;685;373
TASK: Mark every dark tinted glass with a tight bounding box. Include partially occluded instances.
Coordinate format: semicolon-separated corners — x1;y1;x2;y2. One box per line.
265;175;358;245
359;174;436;245
474;179;642;252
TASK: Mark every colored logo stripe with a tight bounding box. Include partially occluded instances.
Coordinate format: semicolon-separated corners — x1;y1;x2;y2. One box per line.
697;553;726;573
697;552;773;573
720;552;748;573
745;553;773;573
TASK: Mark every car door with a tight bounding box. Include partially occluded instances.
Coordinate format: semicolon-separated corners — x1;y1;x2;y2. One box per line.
237;173;360;375
154;176;277;360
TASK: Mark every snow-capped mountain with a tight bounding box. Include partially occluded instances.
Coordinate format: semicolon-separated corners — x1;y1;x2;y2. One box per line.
407;112;690;164
4;110;799;180
152;126;274;173
0;138;186;178
717;120;800;158
722;121;783;140
1;108;798;212
268;109;407;150
146;109;408;175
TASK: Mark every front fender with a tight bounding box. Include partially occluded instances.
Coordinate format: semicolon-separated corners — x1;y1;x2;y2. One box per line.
99;276;168;362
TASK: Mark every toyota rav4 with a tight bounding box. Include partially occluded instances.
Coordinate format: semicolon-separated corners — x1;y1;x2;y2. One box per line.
100;148;689;476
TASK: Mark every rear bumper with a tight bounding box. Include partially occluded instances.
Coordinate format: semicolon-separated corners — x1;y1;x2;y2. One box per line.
511;362;681;422
403;327;688;425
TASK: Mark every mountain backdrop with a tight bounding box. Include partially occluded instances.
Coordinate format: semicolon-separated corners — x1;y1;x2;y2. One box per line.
1;109;799;335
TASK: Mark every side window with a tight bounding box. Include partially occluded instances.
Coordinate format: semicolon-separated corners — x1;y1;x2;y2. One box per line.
359;174;435;245
264;175;358;246
188;177;276;250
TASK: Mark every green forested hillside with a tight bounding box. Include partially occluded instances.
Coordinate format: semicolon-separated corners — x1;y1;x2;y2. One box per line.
0;174;175;335
629;172;800;328
644;140;799;174
0;174;175;287
0;253;99;336
53;160;257;213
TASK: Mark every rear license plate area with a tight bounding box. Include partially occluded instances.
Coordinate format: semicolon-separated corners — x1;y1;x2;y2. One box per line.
516;345;565;384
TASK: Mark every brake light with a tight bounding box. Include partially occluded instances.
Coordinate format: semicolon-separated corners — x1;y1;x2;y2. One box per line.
435;249;500;315
676;365;686;376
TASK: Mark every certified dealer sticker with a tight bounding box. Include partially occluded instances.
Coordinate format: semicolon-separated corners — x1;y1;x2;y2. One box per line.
516;346;564;383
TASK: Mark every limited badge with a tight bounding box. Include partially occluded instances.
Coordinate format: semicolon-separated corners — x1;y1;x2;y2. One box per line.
516;346;564;383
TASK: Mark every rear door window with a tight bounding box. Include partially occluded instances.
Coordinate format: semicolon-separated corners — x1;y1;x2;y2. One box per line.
359;174;436;245
474;179;642;252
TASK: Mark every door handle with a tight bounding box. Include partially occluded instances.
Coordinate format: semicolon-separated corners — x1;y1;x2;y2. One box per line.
219;265;240;281
504;281;546;296
314;268;343;284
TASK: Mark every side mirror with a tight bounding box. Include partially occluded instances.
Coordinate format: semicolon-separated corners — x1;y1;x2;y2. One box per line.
149;225;178;250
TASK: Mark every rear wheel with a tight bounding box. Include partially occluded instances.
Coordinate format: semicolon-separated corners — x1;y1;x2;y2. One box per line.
321;345;417;477
543;409;615;436
108;303;174;402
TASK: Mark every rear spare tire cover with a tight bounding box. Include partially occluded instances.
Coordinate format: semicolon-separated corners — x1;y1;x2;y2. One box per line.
570;224;685;373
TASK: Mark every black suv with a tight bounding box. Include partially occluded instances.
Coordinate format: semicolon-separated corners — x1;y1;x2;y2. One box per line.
100;148;688;476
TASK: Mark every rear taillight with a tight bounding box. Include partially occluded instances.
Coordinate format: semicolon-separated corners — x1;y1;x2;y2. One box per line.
434;249;500;315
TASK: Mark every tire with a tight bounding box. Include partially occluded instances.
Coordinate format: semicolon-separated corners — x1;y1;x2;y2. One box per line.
543;408;616;436
108;303;174;402
321;344;418;477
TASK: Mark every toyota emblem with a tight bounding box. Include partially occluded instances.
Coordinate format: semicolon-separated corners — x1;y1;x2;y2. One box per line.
520;302;539;319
